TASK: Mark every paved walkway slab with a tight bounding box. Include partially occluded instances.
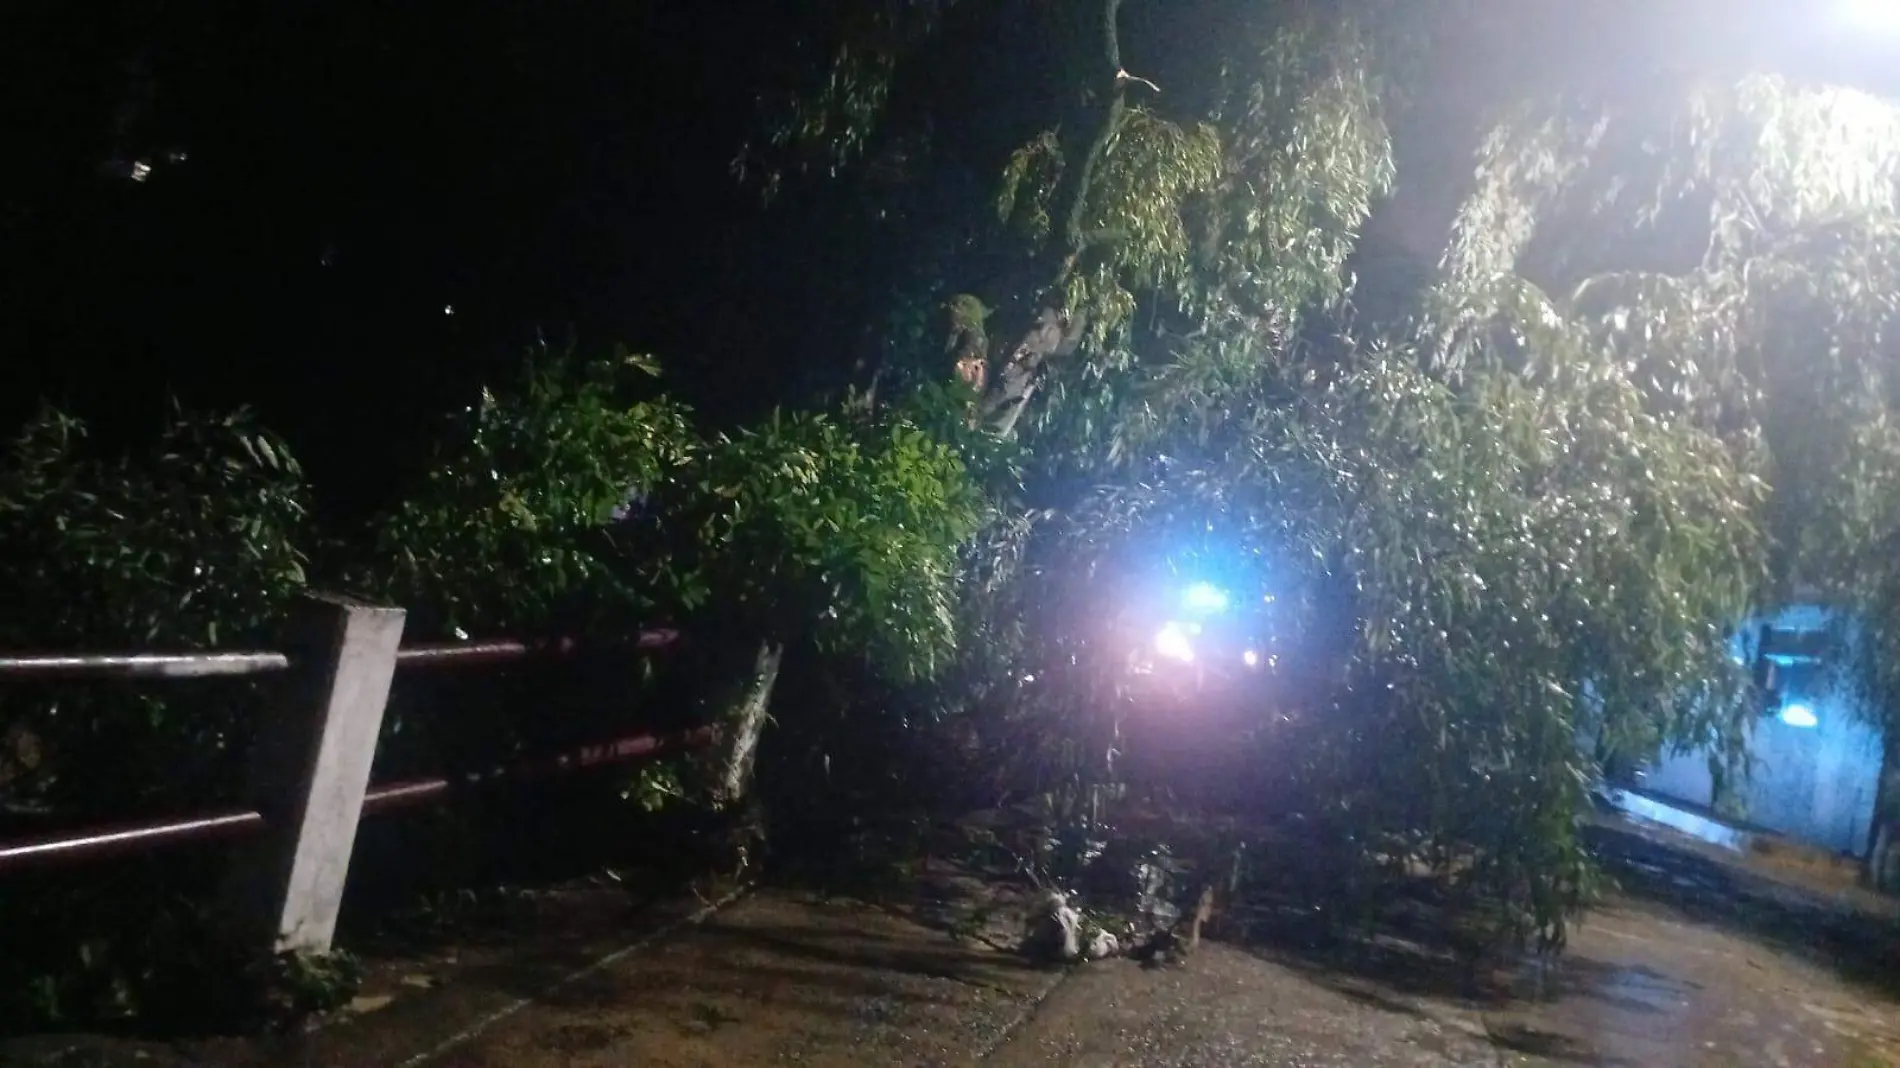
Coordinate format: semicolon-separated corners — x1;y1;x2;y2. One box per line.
415;890;1059;1068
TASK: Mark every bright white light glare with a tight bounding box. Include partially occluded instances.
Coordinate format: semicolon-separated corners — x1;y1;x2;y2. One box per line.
1154;622;1195;662
1779;703;1819;729
1183;582;1229;613
1844;0;1900;30
1242;649;1260;668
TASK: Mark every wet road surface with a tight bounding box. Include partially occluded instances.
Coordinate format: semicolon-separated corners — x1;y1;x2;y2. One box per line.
413;890;1061;1068
7;816;1900;1066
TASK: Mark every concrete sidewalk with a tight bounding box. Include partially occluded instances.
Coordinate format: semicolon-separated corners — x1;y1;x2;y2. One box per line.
406;889;1060;1068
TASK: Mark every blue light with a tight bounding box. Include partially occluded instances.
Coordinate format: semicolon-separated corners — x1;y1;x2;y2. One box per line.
1182;582;1229;613
1779;703;1819;729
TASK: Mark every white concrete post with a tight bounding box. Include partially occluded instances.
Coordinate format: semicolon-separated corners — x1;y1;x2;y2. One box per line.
227;592;405;956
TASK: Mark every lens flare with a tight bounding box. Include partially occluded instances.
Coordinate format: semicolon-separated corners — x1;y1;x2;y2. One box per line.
1154;622;1195;662
1182;582;1229;613
1779;703;1818;728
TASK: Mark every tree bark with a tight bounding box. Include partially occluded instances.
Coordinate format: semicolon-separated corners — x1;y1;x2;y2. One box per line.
979;0;1140;439
981;308;1086;437
1869;743;1900;890
702;639;785;810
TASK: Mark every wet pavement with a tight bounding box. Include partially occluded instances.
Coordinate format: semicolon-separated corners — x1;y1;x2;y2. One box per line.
411;889;1061;1068
979;838;1900;1067
1483;900;1899;1066
8;815;1900;1066
985;943;1505;1066
361;866;1900;1066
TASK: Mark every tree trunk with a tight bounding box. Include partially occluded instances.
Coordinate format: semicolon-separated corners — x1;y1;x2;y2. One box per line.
702;640;785;811
1868;742;1900;890
978;0;1135;439
981;308;1085;437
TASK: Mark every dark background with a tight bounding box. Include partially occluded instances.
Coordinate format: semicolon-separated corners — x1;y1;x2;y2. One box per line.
0;1;854;524
2;0;1891;524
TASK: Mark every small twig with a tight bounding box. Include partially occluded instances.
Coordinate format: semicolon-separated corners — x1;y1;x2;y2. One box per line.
1114;69;1160;94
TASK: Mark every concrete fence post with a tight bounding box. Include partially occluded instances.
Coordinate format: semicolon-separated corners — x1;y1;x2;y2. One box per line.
224;592;405;957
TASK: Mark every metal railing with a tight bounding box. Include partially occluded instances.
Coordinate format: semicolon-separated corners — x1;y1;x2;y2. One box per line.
0;651;291;679
0;808;269;871
0;628;683;679
0;602;705;955
0;721;714;873
392;628;679;668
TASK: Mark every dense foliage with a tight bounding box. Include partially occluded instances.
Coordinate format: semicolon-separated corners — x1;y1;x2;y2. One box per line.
0;347;990;1027
361;345;697;640
0;406;312;815
1435;72;1900;790
0;406;315;1025
746;0;1900;947
13;0;1900;1031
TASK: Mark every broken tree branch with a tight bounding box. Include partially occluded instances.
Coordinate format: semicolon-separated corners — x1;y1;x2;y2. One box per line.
981;0;1133;438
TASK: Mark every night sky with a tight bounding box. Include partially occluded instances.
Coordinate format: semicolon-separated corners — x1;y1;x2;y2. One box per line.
0;2;821;520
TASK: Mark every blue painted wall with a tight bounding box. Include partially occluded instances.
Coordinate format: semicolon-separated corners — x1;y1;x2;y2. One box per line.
1638;605;1885;857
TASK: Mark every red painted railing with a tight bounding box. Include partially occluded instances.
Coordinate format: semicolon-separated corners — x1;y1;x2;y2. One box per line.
0;628;701;875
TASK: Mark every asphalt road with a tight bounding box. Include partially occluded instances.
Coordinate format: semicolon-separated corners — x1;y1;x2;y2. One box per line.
7;817;1900;1066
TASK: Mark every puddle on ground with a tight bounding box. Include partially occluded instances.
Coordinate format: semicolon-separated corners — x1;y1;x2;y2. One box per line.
1486;906;1896;1066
